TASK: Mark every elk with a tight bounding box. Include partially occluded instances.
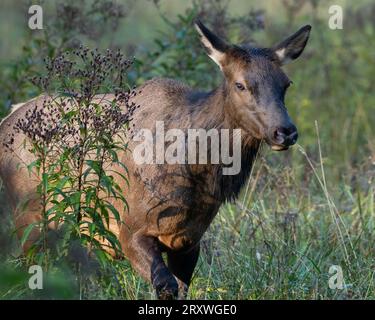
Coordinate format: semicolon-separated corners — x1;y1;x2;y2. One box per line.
0;20;311;299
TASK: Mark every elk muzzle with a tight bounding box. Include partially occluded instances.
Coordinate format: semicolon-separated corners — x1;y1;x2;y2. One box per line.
269;124;298;151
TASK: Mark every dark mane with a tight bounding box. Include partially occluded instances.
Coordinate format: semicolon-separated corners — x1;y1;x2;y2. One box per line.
215;142;261;202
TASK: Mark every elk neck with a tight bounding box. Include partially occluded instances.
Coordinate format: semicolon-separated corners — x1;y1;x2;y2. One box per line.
187;81;262;202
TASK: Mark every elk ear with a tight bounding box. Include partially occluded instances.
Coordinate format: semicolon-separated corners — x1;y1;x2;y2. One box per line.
194;19;229;69
273;25;311;65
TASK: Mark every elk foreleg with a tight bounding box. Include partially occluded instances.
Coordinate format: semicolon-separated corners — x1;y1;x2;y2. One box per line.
125;232;178;299
167;243;200;298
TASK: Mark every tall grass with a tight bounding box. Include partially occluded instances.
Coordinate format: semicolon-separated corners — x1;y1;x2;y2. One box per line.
188;123;374;299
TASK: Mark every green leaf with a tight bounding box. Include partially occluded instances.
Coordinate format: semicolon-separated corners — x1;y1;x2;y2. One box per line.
20;223;36;246
105;202;121;223
93;249;109;267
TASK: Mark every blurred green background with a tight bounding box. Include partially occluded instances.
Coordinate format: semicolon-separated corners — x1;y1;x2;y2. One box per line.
0;0;374;299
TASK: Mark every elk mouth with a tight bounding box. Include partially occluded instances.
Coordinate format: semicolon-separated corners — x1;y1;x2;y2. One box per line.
271;144;289;151
264;136;292;151
264;139;290;151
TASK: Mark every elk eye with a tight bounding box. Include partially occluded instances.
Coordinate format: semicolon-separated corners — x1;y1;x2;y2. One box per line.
235;82;245;91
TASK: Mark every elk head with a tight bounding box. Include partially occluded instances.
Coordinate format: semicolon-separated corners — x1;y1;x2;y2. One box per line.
195;20;311;151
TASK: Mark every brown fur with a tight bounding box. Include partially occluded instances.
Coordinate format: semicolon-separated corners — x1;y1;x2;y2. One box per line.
0;21;311;299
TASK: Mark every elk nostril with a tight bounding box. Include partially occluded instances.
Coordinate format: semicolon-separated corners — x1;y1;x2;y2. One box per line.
274;128;287;143
273;127;298;145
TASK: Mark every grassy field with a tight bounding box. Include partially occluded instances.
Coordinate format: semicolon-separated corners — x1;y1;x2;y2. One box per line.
0;0;374;299
101;139;374;300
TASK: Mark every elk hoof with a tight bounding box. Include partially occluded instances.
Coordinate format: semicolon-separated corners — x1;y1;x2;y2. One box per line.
176;279;188;299
154;277;179;300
